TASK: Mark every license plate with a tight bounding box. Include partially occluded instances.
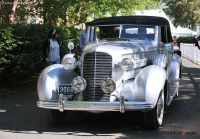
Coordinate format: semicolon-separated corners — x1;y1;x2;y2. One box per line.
59;84;74;95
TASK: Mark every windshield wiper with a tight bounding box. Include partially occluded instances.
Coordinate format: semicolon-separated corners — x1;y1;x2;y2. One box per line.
107;38;130;41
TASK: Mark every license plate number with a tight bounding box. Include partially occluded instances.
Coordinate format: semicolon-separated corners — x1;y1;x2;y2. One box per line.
59;84;74;95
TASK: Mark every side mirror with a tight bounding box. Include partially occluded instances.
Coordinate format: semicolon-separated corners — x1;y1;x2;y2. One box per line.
158;42;165;53
68;42;74;53
158;42;165;52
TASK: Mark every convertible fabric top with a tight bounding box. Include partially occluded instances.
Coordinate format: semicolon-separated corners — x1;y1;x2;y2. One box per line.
87;16;170;26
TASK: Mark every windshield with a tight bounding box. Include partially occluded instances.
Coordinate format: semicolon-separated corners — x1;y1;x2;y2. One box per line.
89;25;156;42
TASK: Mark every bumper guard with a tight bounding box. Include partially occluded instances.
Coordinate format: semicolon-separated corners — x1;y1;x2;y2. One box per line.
37;95;154;113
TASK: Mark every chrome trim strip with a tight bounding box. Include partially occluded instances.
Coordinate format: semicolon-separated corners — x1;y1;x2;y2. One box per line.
37;100;154;112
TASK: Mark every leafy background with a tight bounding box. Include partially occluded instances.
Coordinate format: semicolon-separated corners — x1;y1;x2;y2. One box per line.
0;24;81;85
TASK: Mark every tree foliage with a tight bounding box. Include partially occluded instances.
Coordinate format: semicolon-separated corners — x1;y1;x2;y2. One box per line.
176;36;196;47
66;0;160;24
0;23;81;83
0;0;160;25
0;25;27;64
161;0;200;29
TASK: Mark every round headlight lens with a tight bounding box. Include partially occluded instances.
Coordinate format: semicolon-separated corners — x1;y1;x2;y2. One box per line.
72;77;86;92
101;78;116;93
121;58;134;71
62;57;77;70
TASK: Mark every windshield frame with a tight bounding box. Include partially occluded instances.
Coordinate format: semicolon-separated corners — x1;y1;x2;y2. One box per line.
85;24;159;45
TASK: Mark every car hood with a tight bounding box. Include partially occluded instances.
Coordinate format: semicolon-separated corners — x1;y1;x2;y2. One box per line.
84;41;156;54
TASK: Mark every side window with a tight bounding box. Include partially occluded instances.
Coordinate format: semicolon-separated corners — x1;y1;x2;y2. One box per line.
161;26;167;43
95;27;100;40
161;26;173;43
89;27;95;42
166;26;173;42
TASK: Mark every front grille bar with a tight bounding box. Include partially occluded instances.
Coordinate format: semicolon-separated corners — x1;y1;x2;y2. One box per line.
83;52;112;101
93;52;97;101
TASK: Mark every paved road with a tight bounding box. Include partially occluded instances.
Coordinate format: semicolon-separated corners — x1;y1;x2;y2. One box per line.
0;57;200;139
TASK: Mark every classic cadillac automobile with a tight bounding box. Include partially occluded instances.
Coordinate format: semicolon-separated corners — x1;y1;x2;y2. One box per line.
37;16;182;129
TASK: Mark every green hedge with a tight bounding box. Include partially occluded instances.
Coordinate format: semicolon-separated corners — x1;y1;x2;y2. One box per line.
176;36;196;47
0;24;81;84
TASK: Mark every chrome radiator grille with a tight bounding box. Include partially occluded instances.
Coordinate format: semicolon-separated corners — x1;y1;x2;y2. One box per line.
82;52;112;101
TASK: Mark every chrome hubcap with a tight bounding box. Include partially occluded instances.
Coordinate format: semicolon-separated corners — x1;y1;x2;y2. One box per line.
157;90;164;125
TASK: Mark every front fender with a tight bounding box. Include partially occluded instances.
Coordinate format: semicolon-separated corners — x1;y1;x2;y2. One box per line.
37;64;78;101
116;65;166;107
169;54;182;84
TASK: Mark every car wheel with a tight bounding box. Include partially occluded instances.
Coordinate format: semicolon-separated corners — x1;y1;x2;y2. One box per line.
42;109;67;126
144;90;164;130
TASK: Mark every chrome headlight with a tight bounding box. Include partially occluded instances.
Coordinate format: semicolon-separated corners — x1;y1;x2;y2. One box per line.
62;57;77;70
72;76;86;92
120;58;134;71
101;78;116;93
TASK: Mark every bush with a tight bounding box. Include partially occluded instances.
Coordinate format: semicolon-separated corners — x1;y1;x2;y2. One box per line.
176;36;196;47
58;26;81;58
0;23;81;85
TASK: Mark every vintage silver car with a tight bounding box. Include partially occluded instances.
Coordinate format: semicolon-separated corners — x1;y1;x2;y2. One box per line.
37;16;182;129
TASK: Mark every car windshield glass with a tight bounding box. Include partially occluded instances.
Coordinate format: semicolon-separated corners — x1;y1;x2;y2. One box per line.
93;25;155;42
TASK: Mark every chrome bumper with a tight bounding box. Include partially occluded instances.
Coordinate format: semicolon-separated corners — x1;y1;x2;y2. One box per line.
37;96;154;113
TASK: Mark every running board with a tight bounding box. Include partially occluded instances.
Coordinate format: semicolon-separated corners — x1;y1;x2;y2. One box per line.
167;84;179;106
